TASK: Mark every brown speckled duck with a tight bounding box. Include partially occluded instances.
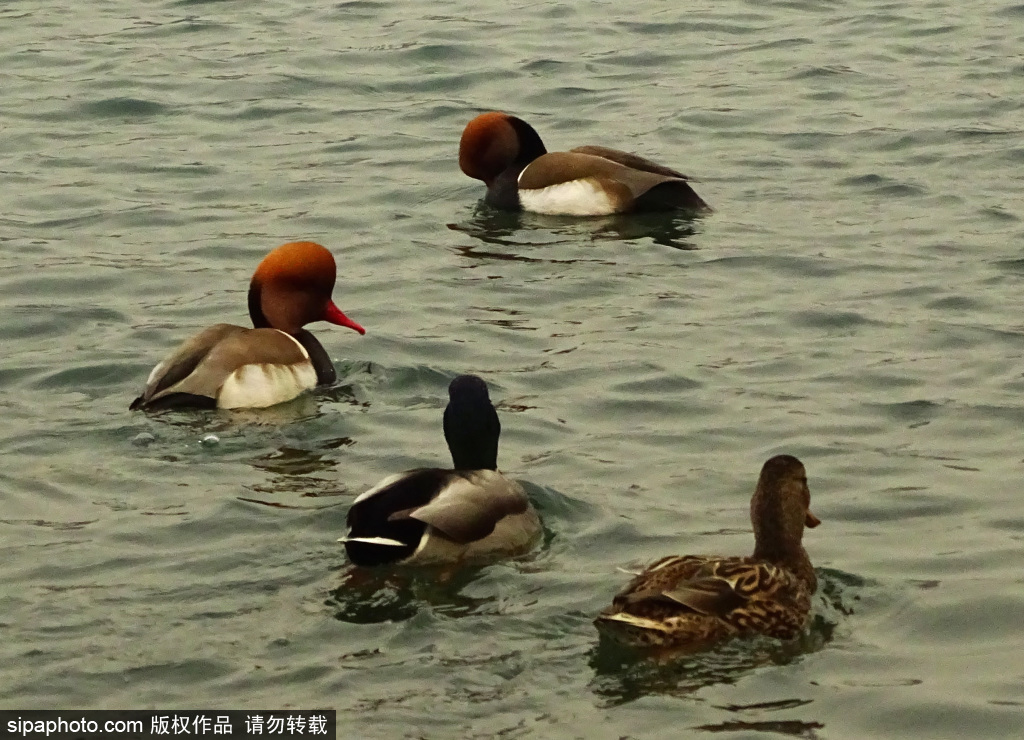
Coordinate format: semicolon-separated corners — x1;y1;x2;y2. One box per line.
595;454;820;648
459;112;710;216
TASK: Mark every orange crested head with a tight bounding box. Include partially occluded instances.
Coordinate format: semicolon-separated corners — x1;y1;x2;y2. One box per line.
459;112;525;184
249;241;365;335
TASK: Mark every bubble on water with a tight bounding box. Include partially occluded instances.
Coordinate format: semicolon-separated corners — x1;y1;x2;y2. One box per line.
131;432;156;447
200;434;220;447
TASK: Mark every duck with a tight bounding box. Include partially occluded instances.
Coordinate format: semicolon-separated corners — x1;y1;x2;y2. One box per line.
594;454;820;649
130;241;365;411
458;111;710;216
340;374;542;567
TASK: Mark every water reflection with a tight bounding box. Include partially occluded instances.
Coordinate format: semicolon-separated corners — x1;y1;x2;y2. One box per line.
250;441;350;478
448;201;703;258
130;370;364;430
697;691;825;736
588;633;815;706
135;393;320;427
596;211;702;251
315;378;367;409
448;204;528;248
239;436;360;501
327;566;493;624
694;718;824;738
130;378;365;494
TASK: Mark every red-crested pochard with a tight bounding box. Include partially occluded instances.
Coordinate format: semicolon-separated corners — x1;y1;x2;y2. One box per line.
459;111;710;216
339;374;541;567
130;241;365;411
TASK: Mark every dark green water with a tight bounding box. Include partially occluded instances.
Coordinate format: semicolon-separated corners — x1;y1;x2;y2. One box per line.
2;1;1024;737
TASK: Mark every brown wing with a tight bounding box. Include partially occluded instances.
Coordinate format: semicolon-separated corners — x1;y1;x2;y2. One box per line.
139;324;244;400
519;151;681;196
520;151;709;212
611;556;743;617
137;326;308;406
611;556;808;622
570;145;691;180
598;555;812;646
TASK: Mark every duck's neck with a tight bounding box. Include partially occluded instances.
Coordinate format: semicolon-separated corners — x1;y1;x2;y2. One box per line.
508;117;547;167
248;284;271;329
292;329;336;386
443;403;500;471
753;541;817;592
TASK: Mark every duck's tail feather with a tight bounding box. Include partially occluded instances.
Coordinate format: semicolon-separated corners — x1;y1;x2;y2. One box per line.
337;535;407;547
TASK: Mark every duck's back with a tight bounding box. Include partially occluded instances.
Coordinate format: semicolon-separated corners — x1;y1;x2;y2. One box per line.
131;324;316;410
595;554;812;647
344;469;540;567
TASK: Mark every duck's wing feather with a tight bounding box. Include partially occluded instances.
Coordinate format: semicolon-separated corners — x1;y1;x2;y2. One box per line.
520;152;678;195
133;326;309;408
612;556;799;618
407;470;530;544
519;152;709;212
134;324;243;406
622;578;748;617
599;556;812;645
343;469;535;567
351;471;419;506
342;469;443;565
570;145;691;180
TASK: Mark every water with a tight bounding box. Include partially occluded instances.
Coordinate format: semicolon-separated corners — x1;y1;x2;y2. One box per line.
2;0;1023;737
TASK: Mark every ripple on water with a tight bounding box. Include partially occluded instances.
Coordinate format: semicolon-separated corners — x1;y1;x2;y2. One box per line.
2;0;1024;735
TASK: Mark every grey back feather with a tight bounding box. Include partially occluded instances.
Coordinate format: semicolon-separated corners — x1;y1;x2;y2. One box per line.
408;470;530;544
569;145;691;180
519;151;682;200
140;325;308;404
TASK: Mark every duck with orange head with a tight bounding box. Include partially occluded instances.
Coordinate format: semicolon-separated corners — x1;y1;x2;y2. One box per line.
459;111;710;216
131;241;365;411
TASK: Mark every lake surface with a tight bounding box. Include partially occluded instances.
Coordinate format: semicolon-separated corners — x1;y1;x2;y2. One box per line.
2;0;1023;737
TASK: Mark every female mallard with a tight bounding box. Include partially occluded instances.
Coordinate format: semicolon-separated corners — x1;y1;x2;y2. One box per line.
595;454;820;648
339;375;541;567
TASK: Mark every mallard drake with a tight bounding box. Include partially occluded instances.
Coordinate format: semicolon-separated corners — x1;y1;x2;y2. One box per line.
595;454;820;648
131;241;365;411
459;111;710;215
339;374;542;567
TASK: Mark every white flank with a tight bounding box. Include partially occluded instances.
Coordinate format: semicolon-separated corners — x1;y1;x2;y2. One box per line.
217;334;317;409
518;176;617;216
218;362;317;408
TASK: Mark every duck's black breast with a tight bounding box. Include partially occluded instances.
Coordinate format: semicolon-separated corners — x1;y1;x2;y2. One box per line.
292;328;336;386
485;167;524;211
